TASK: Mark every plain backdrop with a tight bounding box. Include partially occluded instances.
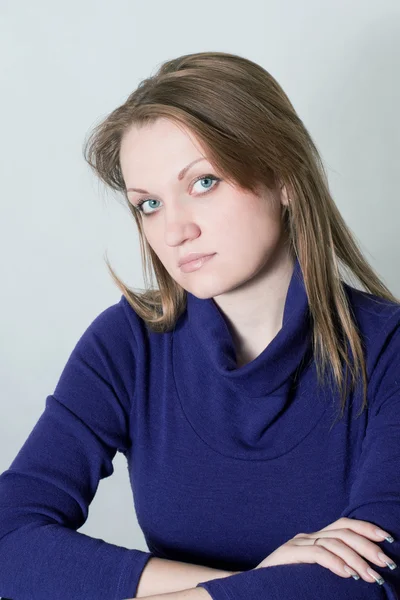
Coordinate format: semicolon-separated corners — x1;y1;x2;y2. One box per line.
1;0;399;556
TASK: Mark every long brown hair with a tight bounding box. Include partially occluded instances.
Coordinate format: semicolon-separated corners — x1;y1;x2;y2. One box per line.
82;51;399;424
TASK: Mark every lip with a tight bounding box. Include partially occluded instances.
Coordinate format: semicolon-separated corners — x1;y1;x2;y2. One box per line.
179;253;215;273
178;252;215;267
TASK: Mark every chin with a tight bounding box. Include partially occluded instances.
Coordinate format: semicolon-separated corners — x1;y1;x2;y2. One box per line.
184;277;236;301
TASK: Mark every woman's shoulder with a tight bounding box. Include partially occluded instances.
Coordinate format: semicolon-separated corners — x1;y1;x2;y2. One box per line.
85;294;148;343
343;281;400;331
342;281;400;381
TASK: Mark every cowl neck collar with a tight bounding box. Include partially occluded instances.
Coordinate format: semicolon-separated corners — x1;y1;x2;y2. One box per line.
185;257;311;397
171;257;330;460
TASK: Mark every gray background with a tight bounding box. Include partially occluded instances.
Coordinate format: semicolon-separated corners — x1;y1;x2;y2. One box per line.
1;0;399;555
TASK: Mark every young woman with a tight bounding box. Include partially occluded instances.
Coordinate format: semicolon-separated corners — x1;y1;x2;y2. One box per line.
0;51;399;600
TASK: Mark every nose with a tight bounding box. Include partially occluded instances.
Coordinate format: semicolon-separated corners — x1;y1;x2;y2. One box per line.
163;205;202;248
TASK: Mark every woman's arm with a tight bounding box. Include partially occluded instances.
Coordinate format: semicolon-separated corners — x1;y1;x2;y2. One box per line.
128;586;212;599
135;556;239;597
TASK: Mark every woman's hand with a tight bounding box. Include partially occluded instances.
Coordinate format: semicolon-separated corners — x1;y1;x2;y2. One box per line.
253;517;396;585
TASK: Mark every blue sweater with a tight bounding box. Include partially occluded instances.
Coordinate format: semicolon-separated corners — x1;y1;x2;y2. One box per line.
1;257;400;599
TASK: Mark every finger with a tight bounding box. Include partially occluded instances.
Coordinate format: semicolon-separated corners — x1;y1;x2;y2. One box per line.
320;518;393;543
308;537;386;585
298;528;395;573
289;540;358;580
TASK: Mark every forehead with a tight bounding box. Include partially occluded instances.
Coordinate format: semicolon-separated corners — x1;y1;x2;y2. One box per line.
120;119;210;189
121;119;203;166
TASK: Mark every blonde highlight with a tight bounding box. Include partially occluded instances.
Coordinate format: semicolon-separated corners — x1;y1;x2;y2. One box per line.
82;51;399;426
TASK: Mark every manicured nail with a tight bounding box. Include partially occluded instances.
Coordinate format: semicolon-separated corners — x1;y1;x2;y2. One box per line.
344;566;360;580
367;568;385;585
375;529;394;543
378;553;397;570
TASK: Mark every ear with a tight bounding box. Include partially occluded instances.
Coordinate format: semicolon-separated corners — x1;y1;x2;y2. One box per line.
279;182;290;207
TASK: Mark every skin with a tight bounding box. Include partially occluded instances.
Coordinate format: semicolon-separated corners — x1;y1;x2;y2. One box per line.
119;118;292;598
133;588;211;599
120;117;294;365
119;120;392;592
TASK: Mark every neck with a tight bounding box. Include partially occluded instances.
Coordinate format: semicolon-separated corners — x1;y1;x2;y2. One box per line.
213;247;295;366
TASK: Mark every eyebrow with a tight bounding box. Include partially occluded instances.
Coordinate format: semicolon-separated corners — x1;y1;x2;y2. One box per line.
126;157;207;194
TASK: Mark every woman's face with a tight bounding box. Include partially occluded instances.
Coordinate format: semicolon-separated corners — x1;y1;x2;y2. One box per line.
120;117;289;300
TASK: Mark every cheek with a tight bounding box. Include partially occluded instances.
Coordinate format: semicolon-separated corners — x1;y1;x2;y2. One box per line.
141;220;159;245
222;202;282;250
140;227;162;260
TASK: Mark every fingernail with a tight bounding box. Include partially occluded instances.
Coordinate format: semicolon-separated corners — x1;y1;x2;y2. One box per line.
375;529;394;543
378;553;397;570
367;568;385;585
344;566;360;580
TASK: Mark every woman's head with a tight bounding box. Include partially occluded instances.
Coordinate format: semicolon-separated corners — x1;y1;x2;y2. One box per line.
83;50;399;422
82;50;356;305
119;117;290;301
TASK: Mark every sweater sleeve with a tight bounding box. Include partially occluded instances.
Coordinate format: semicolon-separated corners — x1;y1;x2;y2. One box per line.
0;302;154;600
197;322;400;600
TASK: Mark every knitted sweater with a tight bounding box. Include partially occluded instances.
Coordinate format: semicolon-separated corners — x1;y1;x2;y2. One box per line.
1;258;399;599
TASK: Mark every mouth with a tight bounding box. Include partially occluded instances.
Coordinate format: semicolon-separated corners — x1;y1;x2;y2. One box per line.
179;253;216;273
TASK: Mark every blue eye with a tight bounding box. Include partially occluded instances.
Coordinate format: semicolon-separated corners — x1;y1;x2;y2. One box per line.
134;174;221;217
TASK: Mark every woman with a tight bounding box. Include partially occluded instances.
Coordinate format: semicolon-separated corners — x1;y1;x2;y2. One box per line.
0;51;399;600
